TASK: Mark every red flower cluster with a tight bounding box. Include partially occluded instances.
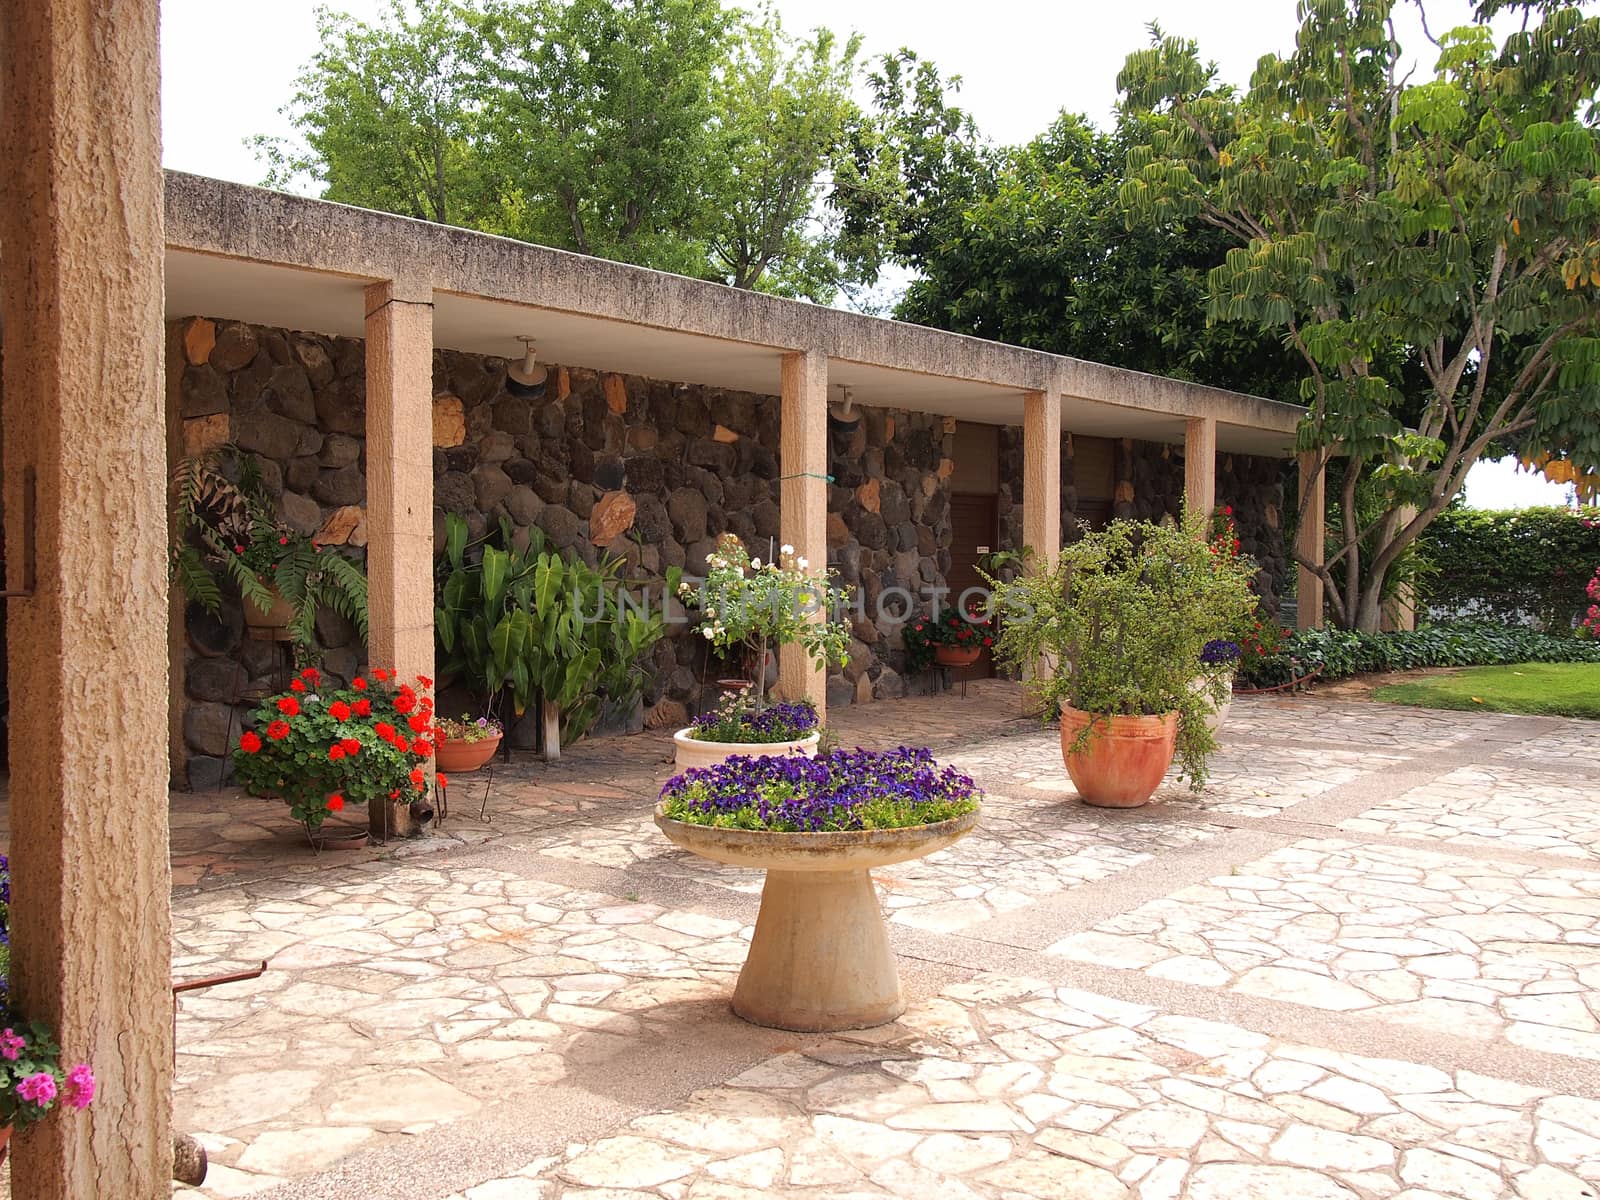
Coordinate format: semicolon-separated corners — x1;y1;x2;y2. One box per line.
277;696;301;717
328;700;352;721
238;730;262;754
266;719;292;740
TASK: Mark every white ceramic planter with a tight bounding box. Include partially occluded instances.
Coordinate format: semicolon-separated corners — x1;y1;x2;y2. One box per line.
656;807;978;1030
1191;670;1235;736
672;728;820;771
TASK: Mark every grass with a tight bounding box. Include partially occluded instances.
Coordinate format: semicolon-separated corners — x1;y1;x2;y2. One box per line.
1373;662;1600;719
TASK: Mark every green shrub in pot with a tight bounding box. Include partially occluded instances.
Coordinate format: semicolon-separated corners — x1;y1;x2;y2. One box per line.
984;515;1259;787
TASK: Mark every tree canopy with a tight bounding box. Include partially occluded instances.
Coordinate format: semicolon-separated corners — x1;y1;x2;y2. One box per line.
1117;0;1599;630
255;0;866;301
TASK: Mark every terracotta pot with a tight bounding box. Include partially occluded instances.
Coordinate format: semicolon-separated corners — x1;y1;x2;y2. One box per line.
307;821;369;851
243;584;295;640
436;731;502;774
673;728;819;771
1059;705;1178;808
0;1124;11;1169
934;644;982;668
655;808;979;1031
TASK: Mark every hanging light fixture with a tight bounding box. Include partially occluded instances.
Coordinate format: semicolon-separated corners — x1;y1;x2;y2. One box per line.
505;335;548;399
827;383;860;431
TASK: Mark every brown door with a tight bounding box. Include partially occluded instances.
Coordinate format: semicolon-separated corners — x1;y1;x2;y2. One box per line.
947;493;1000;680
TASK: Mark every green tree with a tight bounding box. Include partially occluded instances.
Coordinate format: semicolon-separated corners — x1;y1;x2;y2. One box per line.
473;0;732;275
251;0;493;226
1118;1;1600;632
704;10;864;300
892;113;1305;401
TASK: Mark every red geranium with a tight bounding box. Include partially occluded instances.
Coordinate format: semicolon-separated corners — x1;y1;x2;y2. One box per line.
416;675;433;688
413;740;434;758
238;731;262;754
353;698;372;717
408;714;430;734
408;767;426;791
328;700;352;722
373;668;390;682
328;745;346;762
289;679;306;693
266;720;291;740
435;773;448;789
374;721;396;742
394;691;417;715
300;667;320;683
351;677;367;691
395;736;410;753
277;696;301;717
326;794;345;812
340;737;361;756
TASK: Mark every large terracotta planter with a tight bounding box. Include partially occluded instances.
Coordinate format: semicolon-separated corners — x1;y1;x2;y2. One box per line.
243;584;295;640
672;728;820;771
436;732;502;773
934;644;982;668
655;807;979;1030
1060;705;1178;808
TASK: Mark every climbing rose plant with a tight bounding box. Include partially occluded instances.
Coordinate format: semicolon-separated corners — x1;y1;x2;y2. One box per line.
233;669;445;827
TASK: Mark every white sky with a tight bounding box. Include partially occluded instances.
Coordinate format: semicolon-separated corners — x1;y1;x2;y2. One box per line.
159;0;1579;509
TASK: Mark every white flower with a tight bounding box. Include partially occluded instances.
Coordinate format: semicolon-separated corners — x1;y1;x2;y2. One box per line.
750;558;761;569
797;557;809;569
702;627;716;639
781;543;794;555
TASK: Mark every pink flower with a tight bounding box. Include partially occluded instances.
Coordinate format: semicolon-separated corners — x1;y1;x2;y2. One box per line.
65;1064;95;1109
0;1029;24;1061
17;1072;57;1105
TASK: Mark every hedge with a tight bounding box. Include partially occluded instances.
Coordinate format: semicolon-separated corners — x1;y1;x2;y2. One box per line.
1238;622;1600;689
1419;507;1600;630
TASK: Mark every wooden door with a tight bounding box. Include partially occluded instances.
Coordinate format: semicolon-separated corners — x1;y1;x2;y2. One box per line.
947;493;1000;680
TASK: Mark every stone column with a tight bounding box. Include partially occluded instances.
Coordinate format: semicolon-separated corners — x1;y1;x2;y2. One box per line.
0;0;174;1193
1185;417;1217;519
779;350;828;717
1022;390;1062;569
1296;451;1325;630
365;280;436;837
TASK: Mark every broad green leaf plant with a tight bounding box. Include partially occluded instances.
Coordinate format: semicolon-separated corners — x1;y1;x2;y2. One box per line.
434;515;672;744
984;515;1259;787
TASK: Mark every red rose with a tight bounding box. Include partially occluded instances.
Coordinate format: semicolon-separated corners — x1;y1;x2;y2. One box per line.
289;679;306;693
340;738;361;756
328;700;352;722
326;794;345;812
351;677;367;691
353;698;372;717
266;720;291;740
277;696;301;717
327;745;346;762
238;731;262;754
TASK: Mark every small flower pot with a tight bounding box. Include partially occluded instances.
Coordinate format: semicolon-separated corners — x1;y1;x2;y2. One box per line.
436;731;503;774
243;584;295;641
672;728;820;772
934;644;983;668
655;808;979;1031
1059;705;1178;808
306;822;370;851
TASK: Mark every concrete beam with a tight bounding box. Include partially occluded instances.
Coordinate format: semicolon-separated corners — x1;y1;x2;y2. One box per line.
162;173;1305;439
1297;452;1326;630
778;351;828;717
1;0;174;1192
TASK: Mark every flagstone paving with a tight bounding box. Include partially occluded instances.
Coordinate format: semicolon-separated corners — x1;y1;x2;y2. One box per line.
9;682;1591;1199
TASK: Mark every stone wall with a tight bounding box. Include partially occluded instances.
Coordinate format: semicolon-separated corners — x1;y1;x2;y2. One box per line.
170;315;1285;785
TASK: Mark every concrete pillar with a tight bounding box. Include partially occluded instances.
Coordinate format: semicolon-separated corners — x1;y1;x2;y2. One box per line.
0;0;174;1193
1022;390;1062;569
365;280;436;837
165;324;190;790
1185;417;1217;519
1296;451;1326;630
779;350;828;717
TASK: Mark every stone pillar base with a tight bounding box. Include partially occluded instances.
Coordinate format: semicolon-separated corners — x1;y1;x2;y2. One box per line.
733;868;904;1032
369;797;418;841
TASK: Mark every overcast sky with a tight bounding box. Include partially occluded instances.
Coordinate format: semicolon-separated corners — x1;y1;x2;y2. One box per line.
159;0;1581;509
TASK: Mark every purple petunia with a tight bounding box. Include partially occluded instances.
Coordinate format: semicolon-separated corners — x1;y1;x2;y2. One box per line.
1201;639;1242;665
660;746;981;833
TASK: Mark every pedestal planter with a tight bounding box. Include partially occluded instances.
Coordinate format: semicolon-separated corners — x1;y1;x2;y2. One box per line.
672;728;820;771
1191;670;1235;736
437;732;502;774
655;807;979;1030
934;644;982;668
1060;705;1178;808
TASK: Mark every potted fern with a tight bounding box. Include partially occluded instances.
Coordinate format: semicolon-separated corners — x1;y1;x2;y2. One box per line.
171;446;369;654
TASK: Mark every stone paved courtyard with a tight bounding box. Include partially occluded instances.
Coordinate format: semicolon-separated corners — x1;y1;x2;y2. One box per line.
11;682;1600;1199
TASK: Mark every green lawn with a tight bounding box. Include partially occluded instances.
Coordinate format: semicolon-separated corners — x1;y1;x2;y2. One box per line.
1373;662;1600;720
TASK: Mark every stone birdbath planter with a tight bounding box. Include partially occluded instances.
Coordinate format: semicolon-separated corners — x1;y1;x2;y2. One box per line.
654;747;982;1032
672;698;822;771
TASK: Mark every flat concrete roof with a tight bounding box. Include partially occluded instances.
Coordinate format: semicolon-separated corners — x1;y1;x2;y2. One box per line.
159;172;1303;455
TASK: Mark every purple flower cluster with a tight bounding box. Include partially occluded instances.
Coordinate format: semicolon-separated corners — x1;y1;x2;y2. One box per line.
1201;639;1242;665
660;746;981;832
689;699;819;744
